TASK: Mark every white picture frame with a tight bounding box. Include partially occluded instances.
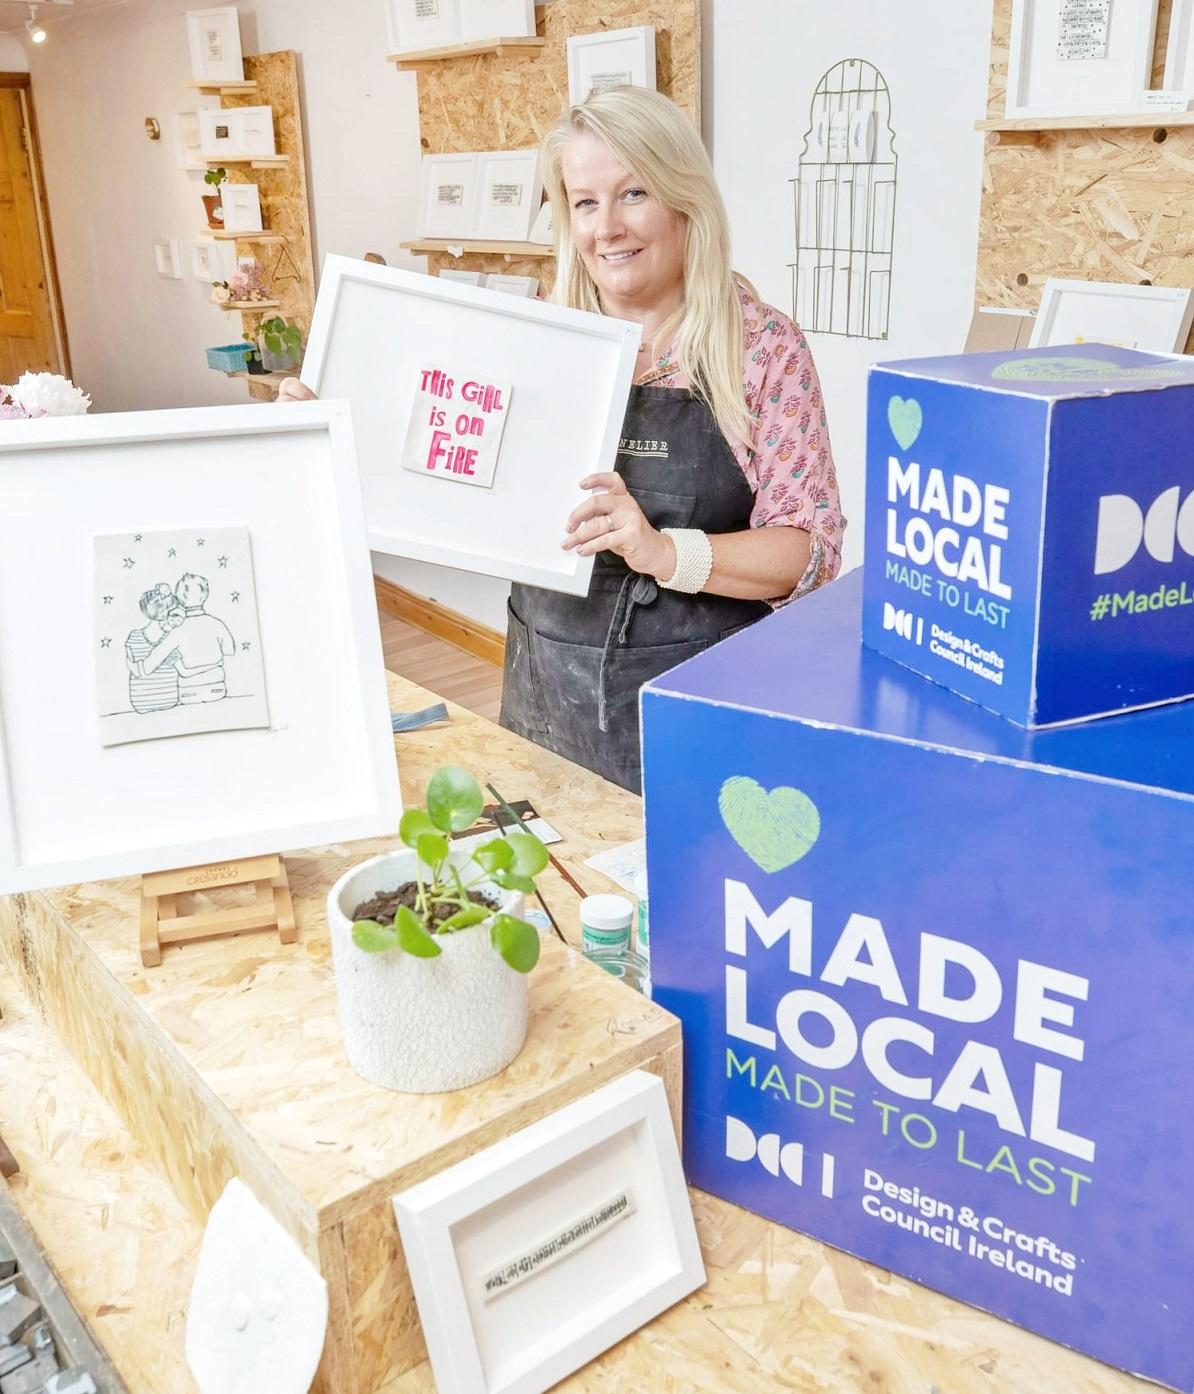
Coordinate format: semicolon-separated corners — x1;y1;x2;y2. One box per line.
1164;0;1194;90
199;106;276;160
484;274;538;297
301;255;641;594
457;0;535;42
221;182;263;233
1005;0;1159;117
186;6;244;85
437;269;488;286
153;239;182;279
385;0;460;56
474;149;543;242
0;402;400;894
566;26;657;106
176;109;206;171
191;239;234;281
392;1072;704;1394
419;153;480;240
1029;276;1194;351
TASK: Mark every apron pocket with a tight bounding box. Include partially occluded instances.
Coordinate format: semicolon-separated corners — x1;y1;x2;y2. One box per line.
500;599;548;735
622;485;697;531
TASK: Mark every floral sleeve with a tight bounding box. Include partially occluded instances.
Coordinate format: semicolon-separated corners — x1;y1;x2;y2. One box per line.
737;294;844;603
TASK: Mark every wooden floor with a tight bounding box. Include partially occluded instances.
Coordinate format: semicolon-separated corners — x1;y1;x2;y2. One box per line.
378;610;504;721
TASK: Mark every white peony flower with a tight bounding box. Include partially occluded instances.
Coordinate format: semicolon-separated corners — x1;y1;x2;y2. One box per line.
7;372;91;416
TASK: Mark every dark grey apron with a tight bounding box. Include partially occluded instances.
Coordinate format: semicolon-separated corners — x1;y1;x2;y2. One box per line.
500;385;769;791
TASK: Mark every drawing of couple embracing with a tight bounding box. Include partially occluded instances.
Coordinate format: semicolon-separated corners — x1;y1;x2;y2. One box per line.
125;574;236;715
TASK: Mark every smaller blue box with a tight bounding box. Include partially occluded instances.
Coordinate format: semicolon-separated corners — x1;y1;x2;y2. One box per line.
863;343;1194;726
205;343;253;373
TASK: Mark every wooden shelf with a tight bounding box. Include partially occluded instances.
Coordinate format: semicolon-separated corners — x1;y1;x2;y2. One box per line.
389;36;544;68
186;78;258;94
204;155;290;169
227;369;289;392
978;111;1194;132
219;299;280;311
401;238;554;258
202;228;287;243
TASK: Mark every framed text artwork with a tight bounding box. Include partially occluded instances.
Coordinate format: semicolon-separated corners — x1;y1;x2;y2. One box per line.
1164;0;1194;92
186;6;244;84
419;153;480;240
385;0;461;55
1029;277;1194;352
566;26;657;106
457;0;536;41
474;149;543;242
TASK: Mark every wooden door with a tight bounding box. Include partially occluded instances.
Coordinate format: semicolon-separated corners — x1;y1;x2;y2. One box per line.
0;82;64;380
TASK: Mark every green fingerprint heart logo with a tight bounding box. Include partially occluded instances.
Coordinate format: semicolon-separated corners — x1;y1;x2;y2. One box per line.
887;395;923;452
718;777;821;874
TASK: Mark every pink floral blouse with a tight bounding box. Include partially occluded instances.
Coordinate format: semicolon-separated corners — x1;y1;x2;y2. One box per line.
644;287;844;601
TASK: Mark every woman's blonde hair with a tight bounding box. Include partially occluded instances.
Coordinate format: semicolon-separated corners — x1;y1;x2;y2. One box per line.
542;87;755;451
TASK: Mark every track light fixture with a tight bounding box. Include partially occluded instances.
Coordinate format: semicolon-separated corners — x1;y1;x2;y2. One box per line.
25;4;46;43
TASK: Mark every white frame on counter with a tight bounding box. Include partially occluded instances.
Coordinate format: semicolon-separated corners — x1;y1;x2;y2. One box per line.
385;0;460;54
301;255;641;594
457;0;536;41
474;149;543;242
1028;277;1194;351
1005;0;1159;116
566;26;656;106
1164;0;1194;91
0;401;400;894
419;153;480;240
186;5;244;84
392;1072;705;1394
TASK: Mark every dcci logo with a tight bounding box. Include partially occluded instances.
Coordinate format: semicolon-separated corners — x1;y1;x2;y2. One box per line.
725;1117;836;1197
882;603;924;645
1095;486;1194;575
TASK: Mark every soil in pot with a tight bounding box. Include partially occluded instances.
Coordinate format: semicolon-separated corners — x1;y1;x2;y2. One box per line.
352;882;499;930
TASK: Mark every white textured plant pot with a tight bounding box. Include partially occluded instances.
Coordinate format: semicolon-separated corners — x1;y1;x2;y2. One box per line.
326;849;529;1093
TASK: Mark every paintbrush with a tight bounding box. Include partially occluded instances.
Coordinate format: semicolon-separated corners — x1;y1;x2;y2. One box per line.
484;782;568;944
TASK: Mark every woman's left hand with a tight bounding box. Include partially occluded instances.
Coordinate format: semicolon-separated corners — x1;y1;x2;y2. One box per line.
563;473;673;578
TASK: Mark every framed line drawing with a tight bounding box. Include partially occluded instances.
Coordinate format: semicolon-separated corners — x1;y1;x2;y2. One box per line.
1005;0;1159;116
385;0;460;55
301;255;641;594
1164;0;1194;91
419;153;480;240
392;1072;704;1394
457;0;536;41
1029;277;1194;351
186;6;244;85
0;401;399;894
221;182;264;234
566;26;656;106
474;149;543;242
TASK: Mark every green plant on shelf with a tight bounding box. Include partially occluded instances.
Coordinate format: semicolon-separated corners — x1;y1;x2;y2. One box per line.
258;315;302;364
204;165;227;192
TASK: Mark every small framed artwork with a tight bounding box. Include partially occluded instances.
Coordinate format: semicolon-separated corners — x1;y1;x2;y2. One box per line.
186;6;244;85
392;1072;705;1394
419;153;479;240
474;149;543;242
566;26;657;106
0;401;399;893
528;200;553;245
1005;0;1159;116
485;274;538;297
457;0;535;42
385;0;460;55
191;240;229;280
438;269;488;286
176;109;206;171
154;239;182;279
301;255;641;593
1164;0;1194;91
1029;277;1194;351
199;106;276;160
221;182;263;233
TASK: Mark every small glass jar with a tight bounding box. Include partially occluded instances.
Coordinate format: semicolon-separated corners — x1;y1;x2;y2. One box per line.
590;948;650;995
579;893;634;960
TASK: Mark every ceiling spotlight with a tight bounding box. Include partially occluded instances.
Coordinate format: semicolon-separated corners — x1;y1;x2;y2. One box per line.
26;5;46;43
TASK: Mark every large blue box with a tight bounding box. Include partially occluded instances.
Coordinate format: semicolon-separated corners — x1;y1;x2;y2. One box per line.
642;570;1194;1390
863;343;1194;726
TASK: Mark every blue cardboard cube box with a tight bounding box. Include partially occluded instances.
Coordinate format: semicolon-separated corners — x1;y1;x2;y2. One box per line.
863;343;1194;726
642;570;1194;1390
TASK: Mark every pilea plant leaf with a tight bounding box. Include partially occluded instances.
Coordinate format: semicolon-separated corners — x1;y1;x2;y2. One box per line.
416;832;449;870
395;905;441;958
399;809;437;850
491;913;540;973
473;838;514;874
494;869;535;894
439;905;490;933
351;918;399;953
505;831;548;878
426;765;484;832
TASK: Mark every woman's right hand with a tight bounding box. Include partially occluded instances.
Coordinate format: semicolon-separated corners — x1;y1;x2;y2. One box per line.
278;377;317;403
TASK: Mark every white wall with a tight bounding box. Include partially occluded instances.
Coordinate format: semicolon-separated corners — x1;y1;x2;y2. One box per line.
705;0;992;572
0;36;29;70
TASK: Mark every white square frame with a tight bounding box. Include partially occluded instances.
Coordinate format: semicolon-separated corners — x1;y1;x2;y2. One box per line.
474;149;543;242
566;26;656;106
484;274;538;297
385;0;460;56
419;153;480;240
300;255;641;594
457;0;535;42
1005;0;1159;116
1029;277;1194;351
0;402;400;893
153;239;182;279
1164;0;1194;90
392;1072;704;1394
199;106;276;160
186;6;244;85
222;182;263;233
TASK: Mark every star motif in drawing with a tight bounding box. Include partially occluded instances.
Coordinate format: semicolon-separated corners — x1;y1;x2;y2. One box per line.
167;548;177;559
196;537;206;547
100;637;111;648
122;557;135;569
231;591;241;602
241;641;251;651
102;595;113;605
218;555;229;568
134;534;142;542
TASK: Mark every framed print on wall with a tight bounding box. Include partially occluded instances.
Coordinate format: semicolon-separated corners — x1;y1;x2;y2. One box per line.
385;0;460;55
1164;0;1194;91
1028;277;1194;351
566;26;657;106
199;106;276;160
221;182;263;233
153;239;182;279
485;274;538;297
1005;0;1159;116
419;153;479;239
392;1072;705;1394
474;149;543;241
0;401;399;893
300;255;642;594
457;0;535;42
186;6;244;85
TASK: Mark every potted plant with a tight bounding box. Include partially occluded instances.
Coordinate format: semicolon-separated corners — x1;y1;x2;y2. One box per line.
326;766;546;1093
257;315;302;372
202;167;227;229
240;332;267;374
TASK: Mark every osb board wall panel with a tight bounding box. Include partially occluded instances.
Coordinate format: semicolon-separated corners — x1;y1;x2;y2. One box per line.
417;0;699;290
225;50;316;392
978;0;1194;349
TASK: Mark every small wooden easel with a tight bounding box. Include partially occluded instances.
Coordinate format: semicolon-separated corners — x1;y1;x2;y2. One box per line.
139;854;296;967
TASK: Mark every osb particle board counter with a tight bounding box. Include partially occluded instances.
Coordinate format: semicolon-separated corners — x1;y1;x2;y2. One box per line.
0;676;1154;1394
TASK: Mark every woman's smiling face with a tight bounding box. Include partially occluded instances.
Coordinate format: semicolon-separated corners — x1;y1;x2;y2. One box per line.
560;131;686;311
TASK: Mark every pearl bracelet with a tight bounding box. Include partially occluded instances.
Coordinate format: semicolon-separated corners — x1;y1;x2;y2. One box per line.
658;528;714;594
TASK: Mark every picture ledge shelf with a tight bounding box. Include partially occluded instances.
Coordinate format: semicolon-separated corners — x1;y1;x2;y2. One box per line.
204;156;290;169
186;79;258;94
978;111;1194;132
203;229;287;243
220;299;280;311
389;36;545;68
401;238;554;259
